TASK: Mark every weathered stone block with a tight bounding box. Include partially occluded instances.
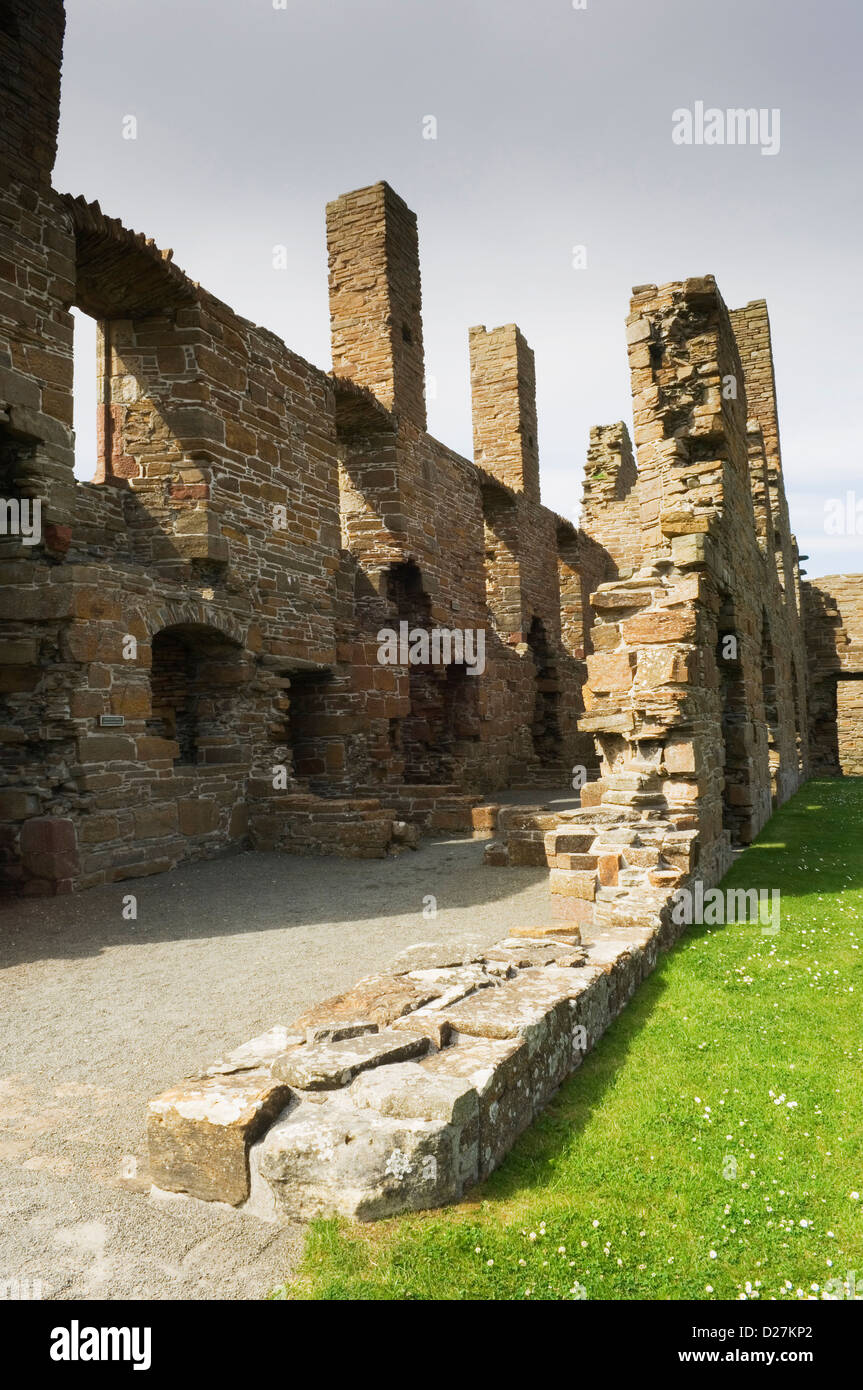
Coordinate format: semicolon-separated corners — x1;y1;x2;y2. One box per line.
147;1069;293;1205
80;814;120;844
0;791;40;821
507;838;548;867
178;799;220;835
586;651;635;693
544;828;596;857
349;1061;478;1127
483;841;509;866
292;973;441;1031
207;1026;306;1076
134;804;179;839
579;780;605;807
671;532;709;567
621;609;696;644
549;867;597;900
271;1028;430;1090
423;1036;531;1179
19;817;78;881
76;734;136;764
597;852;620;886
135;736;181;763
258;1092;471;1220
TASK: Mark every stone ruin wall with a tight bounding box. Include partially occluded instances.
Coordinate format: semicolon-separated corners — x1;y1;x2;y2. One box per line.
575;278;813;889
5;0;862;1227
141;280;863;1223
580;420;642;581
1;1;610;896
2;0;860;906
803;576;863;776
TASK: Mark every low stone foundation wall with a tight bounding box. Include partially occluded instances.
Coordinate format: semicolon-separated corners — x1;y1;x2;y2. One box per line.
247;794;409;859
147;904;681;1223
357;784;495;836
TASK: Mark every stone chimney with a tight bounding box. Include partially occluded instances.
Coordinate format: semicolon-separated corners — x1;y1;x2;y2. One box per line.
326;182;426;430
469;323;540;504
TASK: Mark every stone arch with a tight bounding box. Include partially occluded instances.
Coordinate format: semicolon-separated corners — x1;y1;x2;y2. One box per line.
147;600;247;650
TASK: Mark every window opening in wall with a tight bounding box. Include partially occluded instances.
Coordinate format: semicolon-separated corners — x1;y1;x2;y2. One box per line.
71;307;100;483
147;623;244;767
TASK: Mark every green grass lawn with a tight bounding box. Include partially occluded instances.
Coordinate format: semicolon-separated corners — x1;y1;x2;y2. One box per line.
275;778;863;1302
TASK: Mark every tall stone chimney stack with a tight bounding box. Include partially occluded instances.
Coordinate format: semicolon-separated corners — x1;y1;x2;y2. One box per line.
326;182;427;430
469;324;540;504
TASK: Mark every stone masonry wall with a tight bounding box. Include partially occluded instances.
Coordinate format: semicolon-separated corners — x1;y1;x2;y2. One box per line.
7;0;861;1233
147;912;681;1222
549;276;812;925
803;575;863;775
580;422;641;580
1;9;606;892
1;0;859;910
469;324;540;504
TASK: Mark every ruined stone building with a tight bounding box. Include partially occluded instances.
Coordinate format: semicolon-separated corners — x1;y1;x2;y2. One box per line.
1;0;862;902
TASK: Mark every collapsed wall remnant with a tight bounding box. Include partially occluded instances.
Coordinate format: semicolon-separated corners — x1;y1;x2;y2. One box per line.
561;278;813;898
803;577;863;776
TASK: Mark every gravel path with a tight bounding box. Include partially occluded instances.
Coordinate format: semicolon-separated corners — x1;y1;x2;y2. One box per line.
0;836;554;1301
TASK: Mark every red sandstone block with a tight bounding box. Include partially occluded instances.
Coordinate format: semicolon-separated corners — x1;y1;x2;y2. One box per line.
44;524;71;555
621;609;696;644
586;651;635;693
551;897;595;925
20;817;79;883
549;868;596;901
20;817;77;855
170;484;209;500
579;781;605;807
597;853;620;886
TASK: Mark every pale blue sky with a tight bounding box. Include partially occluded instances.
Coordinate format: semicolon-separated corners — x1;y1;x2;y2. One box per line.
58;0;863;580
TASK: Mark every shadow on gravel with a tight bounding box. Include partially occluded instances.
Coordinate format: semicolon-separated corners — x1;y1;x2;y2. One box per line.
0;835;552;969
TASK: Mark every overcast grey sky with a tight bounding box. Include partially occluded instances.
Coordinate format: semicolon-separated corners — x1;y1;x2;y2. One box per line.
57;0;862;580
